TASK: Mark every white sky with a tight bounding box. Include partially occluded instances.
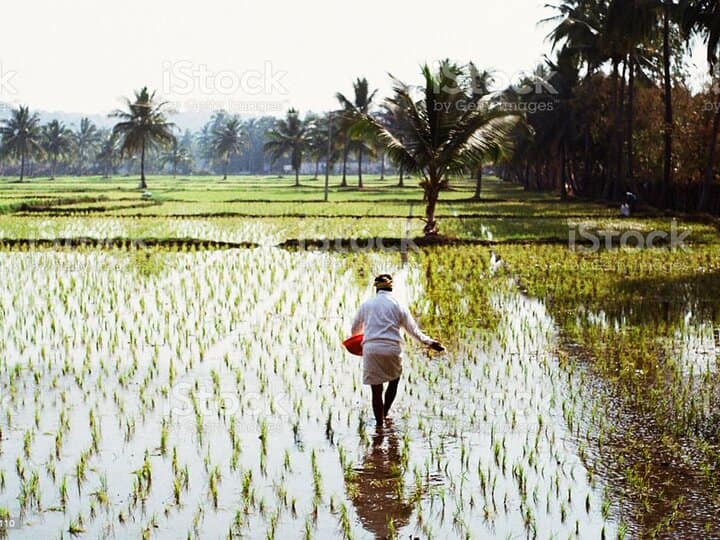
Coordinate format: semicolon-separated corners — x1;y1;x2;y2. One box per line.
0;0;554;116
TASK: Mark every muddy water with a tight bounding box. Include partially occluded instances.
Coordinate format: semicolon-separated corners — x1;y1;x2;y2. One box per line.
0;249;624;539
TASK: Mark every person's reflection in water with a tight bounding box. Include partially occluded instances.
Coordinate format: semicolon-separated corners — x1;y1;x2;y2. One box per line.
346;422;420;539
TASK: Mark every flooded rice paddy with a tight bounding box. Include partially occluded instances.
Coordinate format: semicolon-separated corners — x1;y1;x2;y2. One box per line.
0;243;635;540
0;223;719;538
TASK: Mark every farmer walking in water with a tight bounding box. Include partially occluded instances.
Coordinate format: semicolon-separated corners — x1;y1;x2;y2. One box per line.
351;274;444;428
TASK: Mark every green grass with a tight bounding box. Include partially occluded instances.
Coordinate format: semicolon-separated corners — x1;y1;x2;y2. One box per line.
1;175;717;244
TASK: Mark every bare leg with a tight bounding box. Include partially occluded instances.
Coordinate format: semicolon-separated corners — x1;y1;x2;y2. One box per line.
384;378;400;418
371;384;384;427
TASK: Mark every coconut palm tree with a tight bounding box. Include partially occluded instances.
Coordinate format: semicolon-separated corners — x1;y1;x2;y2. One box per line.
0;106;43;182
336;77;378;188
264;108;313;187
42;120;73;179
110;86;175;189
356;62;521;235
210;116;245;179
74;117;101;175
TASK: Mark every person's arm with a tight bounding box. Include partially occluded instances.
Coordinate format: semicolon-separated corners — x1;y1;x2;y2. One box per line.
400;306;435;347
350;305;364;336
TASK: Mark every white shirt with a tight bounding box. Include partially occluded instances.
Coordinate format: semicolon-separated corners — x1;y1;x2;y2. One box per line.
351;290;433;353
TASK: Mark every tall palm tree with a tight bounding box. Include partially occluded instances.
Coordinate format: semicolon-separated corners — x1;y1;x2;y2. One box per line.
468;63;497;199
110;87;175;189
681;0;720;211
74;117;101;175
264;109;313;187
42;120;73;179
336;77;378;188
356;62;520;235
0;106;43;182
210;116;245;179
545;0;609;196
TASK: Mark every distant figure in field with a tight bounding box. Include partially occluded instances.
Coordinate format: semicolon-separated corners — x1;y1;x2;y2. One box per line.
351;274;444;428
620;191;638;217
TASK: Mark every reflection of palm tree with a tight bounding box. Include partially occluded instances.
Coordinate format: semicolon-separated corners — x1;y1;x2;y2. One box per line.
346;426;418;539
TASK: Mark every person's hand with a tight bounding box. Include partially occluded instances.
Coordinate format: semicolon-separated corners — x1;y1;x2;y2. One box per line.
429;340;445;352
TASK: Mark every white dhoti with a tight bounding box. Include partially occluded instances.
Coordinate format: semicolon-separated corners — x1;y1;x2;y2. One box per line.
362;342;402;385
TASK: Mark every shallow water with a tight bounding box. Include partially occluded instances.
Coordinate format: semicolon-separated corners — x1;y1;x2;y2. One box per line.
0;249;623;539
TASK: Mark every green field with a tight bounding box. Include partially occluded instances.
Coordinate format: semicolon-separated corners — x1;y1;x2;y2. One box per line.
1;174;719;538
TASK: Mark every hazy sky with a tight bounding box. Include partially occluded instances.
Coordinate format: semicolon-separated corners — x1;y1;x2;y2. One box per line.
0;0;555;116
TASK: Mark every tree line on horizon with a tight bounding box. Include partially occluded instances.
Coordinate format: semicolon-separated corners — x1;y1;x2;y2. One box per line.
2;0;720;227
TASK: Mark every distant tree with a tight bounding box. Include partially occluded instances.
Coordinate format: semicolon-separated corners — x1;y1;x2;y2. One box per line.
0;105;43;181
356;62;520;235
42;120;73;179
96;131;119;178
306;113;330;179
681;0;720;211
159;138;193;178
111;87;175;189
242;117;276;174
210;116;246;179
264;109;314;187
74;117;101;175
336;77;378;188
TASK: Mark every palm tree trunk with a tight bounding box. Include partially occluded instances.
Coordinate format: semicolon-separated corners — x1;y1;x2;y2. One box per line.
627;54;637;194
603;60;620;200
560;142;568;201
139;141;147;189
314;158;320;179
380;152;385;180
423;179;441;236
583;127;591;196
19;150;25;182
223;155;229;180
358;147;363;188
614;58;627;201
699;95;720;212
662;1;673;209
473;165;483;200
295;168;300;187
51;155;57;180
341;144;348;187
398;164;404;187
